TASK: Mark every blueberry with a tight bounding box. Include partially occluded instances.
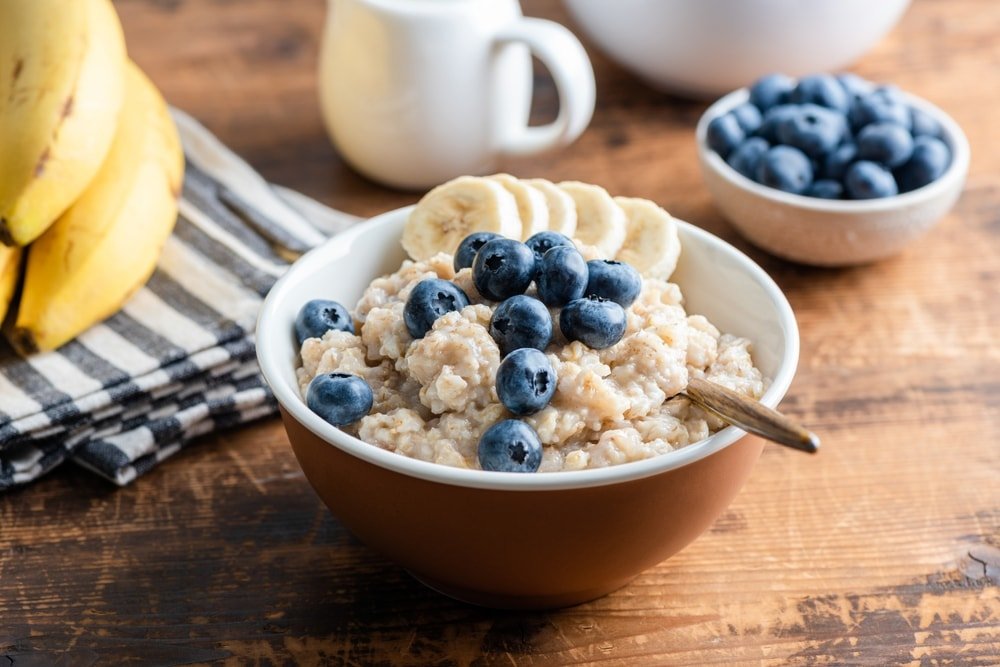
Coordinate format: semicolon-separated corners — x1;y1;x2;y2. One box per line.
560;296;627;349
757;104;799;143
706;113;745;159
822;142;858;181
836;72;873;100
477;419;543;473
731;103;763;134
776;104;847;159
845;161;899;199
874;84;905;102
454;232;501;272
727;137;770;180
525;231;574;264
804;179;844;199
489;295;552;357
748;73;795;112
850;88;912;130
789;74;851;113
403;278;470;339
585;259;642;308
295;299;353;344
856;122;914;168
306;372;373;426
536;245;588;307
756;146;814;194
495;348;557;416
910;107;941;138
472;238;536;301
895;136;951;192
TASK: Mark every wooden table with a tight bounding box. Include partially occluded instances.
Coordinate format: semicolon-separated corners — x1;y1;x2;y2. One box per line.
3;0;998;664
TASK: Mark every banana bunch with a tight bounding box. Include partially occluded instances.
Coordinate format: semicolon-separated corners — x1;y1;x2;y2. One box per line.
403;175;681;280
0;0;184;354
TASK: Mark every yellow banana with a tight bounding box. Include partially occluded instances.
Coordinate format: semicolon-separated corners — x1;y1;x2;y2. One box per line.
0;246;22;325
12;62;184;354
0;0;127;247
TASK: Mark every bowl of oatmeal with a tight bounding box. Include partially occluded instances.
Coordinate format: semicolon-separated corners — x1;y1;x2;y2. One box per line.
256;204;799;609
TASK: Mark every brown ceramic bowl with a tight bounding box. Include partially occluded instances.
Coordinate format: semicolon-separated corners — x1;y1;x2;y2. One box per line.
256;206;799;609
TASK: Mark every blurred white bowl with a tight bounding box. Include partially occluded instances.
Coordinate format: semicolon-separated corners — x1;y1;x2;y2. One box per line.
563;0;911;98
696;88;970;266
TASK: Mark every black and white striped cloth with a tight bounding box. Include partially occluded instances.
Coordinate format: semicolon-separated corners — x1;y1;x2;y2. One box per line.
0;109;359;490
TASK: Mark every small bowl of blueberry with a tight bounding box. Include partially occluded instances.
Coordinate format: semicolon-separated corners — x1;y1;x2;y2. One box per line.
696;72;970;266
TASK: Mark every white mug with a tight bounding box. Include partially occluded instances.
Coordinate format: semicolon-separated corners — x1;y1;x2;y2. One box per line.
319;0;595;190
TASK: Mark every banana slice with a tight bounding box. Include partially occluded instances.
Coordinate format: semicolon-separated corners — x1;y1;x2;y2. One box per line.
558;181;627;258
613;197;681;280
486;174;548;240
524;178;577;238
402;176;521;260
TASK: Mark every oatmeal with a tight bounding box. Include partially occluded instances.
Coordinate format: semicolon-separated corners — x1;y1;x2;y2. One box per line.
296;250;766;472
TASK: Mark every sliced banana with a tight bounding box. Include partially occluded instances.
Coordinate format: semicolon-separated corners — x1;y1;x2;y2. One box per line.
558;181;627;258
486;173;548;240
524;178;577;238
613;196;681;280
402;176;521;260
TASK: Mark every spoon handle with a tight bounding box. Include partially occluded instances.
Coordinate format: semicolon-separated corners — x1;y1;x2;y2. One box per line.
685;377;820;454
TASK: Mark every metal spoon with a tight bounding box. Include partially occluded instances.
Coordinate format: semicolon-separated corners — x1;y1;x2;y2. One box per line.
684;377;820;454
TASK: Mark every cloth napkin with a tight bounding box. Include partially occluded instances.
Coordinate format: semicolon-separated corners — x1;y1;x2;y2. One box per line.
0;110;360;490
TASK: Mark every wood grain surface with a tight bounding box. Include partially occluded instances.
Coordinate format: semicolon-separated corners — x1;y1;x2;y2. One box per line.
2;0;999;664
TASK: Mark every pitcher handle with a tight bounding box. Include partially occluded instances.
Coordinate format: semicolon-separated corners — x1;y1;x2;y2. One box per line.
494;18;595;156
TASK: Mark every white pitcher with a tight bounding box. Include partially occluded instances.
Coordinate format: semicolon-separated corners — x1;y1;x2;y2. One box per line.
319;0;595;190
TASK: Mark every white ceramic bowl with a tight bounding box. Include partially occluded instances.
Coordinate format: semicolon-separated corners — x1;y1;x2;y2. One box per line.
563;0;911;98
696;89;970;266
256;206;800;607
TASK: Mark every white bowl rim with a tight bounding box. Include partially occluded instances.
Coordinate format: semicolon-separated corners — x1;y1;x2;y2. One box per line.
696;87;971;213
256;206;800;492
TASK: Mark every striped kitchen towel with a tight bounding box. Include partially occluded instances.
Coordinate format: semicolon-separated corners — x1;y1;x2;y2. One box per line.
0;109;360;490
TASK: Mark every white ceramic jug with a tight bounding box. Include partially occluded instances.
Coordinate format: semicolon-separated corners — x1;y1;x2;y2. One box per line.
319;0;595;190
